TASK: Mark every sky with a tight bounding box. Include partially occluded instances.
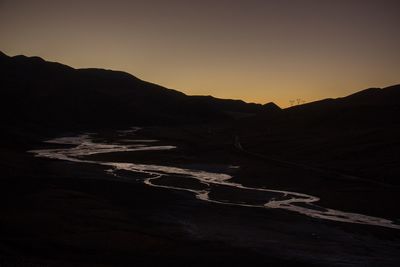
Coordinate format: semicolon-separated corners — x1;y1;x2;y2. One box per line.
1;0;399;107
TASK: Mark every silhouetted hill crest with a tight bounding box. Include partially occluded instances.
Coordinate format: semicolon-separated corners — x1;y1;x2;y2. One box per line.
0;52;276;129
286;84;400;113
263;102;281;111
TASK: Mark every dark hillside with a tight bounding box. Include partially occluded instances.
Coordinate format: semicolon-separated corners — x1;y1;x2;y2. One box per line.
235;85;400;184
0;52;276;133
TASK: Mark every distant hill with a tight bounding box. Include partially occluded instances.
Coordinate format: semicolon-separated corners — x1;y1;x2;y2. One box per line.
0;52;278;131
235;84;400;184
240;84;400;131
287;84;400;111
282;84;400;129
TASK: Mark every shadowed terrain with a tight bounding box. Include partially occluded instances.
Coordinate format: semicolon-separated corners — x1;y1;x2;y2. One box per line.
0;52;278;130
0;52;399;266
233;84;400;185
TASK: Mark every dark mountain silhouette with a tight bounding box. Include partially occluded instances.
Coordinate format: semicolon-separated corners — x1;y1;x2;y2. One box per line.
1;51;399;183
235;84;400;184
0;52;278;131
263;102;281;111
240;84;400;131
282;84;400;130
287;85;400;114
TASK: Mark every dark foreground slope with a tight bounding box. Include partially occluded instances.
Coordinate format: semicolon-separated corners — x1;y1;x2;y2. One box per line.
1;127;400;267
234;84;400;185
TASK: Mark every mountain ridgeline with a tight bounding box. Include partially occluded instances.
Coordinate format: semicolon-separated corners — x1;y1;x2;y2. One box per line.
0;52;279;130
235;84;400;185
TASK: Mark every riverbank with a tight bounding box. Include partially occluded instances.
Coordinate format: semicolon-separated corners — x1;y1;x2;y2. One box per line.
1;126;400;266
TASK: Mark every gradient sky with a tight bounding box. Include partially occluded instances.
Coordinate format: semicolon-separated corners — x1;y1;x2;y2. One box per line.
1;0;399;107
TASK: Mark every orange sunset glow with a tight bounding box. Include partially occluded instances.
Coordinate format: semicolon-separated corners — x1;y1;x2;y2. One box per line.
1;0;399;106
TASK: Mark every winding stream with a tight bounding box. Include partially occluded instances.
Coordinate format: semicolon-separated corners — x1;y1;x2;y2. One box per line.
29;128;400;230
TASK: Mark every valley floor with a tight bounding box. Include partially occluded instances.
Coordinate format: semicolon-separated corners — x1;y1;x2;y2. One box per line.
1;126;399;266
